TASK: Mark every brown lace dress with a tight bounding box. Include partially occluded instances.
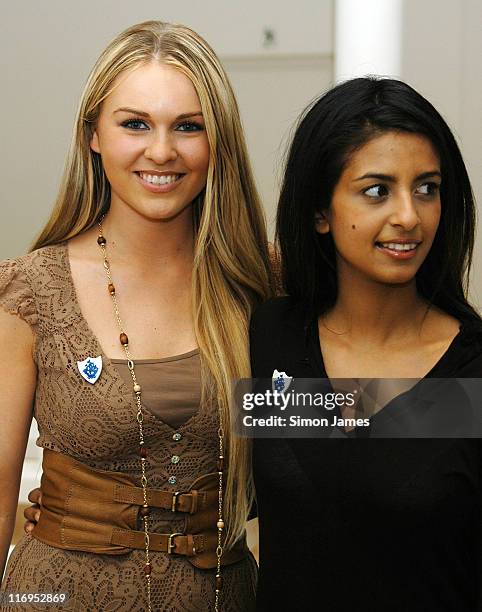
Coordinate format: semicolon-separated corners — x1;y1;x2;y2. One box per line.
0;243;257;612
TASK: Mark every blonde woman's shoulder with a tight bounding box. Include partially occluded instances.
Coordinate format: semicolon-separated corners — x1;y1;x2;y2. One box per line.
3;242;67;272
0;242;68;326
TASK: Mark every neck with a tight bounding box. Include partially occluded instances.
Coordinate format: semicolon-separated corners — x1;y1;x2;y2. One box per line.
100;203;195;269
325;268;429;345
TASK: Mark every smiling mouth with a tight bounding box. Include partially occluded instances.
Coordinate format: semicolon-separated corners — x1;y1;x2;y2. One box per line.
137;172;184;186
375;241;420;252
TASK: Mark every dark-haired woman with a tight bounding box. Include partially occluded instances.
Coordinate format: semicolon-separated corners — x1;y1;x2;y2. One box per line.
250;77;482;611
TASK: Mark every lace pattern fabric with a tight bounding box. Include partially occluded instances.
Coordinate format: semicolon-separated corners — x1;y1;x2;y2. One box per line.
0;244;257;611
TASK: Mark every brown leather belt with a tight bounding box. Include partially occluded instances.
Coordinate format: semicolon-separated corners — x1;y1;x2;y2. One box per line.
32;449;248;569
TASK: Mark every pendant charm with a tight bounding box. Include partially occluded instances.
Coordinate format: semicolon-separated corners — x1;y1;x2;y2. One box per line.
272;369;293;393
77;356;103;384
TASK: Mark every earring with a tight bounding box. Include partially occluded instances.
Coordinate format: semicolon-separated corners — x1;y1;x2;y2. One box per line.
314;213;330;234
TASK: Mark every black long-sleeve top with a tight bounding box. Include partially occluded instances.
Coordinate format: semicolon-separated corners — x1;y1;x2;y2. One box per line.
250;297;482;612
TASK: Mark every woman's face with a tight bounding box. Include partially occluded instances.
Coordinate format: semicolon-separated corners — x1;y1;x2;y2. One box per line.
91;61;210;222
315;131;442;286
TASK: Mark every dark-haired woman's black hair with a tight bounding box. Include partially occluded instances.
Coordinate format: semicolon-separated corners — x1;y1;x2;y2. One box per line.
276;76;480;322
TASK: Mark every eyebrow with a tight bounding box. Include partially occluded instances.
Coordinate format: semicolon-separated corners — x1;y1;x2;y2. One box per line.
354;171;442;182
113;107;203;121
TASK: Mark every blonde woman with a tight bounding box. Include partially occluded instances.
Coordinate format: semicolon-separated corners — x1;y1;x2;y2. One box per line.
0;21;271;611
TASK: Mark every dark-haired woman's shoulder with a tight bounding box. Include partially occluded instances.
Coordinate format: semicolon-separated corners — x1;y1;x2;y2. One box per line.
454;315;482;376
429;306;482;372
250;297;309;378
251;295;297;325
250;296;309;338
425;307;482;376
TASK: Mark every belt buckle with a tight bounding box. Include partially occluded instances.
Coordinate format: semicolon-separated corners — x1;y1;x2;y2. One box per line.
171;491;181;512
167;532;183;554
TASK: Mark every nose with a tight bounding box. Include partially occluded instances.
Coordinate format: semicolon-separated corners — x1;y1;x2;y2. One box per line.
389;192;421;231
144;130;178;165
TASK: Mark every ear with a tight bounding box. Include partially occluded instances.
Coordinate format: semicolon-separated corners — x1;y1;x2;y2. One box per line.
314;211;330;235
90;130;100;154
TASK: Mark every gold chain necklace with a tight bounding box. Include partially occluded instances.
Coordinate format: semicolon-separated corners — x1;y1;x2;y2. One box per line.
97;220;225;611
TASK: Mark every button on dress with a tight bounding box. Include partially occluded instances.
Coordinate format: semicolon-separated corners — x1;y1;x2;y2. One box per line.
0;243;256;612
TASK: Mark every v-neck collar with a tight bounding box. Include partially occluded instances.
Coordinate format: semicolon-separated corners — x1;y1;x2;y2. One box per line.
57;241;205;433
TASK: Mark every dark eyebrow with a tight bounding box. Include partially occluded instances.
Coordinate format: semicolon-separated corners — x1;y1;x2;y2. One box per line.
113;107;204;121
414;171;442;181
354;173;395;182
354;170;442;182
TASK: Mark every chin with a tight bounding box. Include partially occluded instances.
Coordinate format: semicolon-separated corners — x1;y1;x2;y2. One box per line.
135;202;193;223
375;272;418;287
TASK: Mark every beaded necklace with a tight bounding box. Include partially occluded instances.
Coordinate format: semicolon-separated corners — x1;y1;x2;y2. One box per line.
97;220;225;611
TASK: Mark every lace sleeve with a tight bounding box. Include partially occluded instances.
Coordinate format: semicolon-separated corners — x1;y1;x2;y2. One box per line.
0;258;38;331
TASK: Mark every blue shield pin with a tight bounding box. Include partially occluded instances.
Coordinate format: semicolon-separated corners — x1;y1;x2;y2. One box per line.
272;369;293;393
77;356;103;384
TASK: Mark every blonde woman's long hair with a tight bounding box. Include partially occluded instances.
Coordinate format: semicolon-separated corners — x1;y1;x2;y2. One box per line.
33;21;272;547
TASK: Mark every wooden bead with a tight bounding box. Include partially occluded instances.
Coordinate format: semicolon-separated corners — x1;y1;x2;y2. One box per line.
134;383;142;394
217;520;224;530
97;236;106;246
144;563;152;575
215;575;223;591
108;283;115;295
120;333;129;346
139;446;147;458
217;456;224;472
140;504;150;518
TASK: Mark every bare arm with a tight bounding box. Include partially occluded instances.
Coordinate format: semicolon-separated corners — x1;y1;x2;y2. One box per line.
0;308;36;579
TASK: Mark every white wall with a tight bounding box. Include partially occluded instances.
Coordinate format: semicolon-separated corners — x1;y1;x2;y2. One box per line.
226;55;333;232
401;0;482;308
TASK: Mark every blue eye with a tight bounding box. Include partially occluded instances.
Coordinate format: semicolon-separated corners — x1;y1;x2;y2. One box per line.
416;182;439;196
363;184;389;198
176;121;204;132
121;119;149;130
